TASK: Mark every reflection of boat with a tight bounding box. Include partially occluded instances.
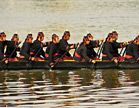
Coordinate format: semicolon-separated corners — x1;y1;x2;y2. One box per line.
1;60;139;70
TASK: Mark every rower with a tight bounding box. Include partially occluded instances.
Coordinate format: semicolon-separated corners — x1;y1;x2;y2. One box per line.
73;36;96;63
57;31;79;60
102;33;118;63
45;34;59;68
111;31;127;61
5;33;22;61
30;31;51;61
0;31;8;64
20;33;34;61
86;33;104;59
125;35;139;62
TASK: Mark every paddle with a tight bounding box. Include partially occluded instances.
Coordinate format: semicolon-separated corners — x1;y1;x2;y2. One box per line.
50;49;71;70
0;42;21;71
26;46;42;70
91;41;103;70
50;44;79;70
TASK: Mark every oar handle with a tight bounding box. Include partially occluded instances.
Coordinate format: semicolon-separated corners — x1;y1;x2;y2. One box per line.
26;46;42;69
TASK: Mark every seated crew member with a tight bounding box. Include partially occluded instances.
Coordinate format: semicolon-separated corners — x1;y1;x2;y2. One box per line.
102;33;118;64
57;31;79;60
73;36;96;63
30;31;51;61
5;33;22;61
20;33;34;61
45;34;59;68
0;31;8;64
125;35;139;62
86;33;104;59
111;31;127;61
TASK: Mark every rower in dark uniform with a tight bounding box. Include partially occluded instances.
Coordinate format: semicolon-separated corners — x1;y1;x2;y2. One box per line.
5;33;22;61
20;33;34;61
73;36;96;63
0;31;8;64
30;31;51;61
111;31;127;61
102;33;118;64
125;35;139;62
45;34;59;68
86;33;104;59
57;31;79;60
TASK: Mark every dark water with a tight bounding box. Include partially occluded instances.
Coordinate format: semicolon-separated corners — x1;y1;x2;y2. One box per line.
0;69;138;108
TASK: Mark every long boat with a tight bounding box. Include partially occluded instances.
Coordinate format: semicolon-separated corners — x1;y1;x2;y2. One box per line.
0;60;139;70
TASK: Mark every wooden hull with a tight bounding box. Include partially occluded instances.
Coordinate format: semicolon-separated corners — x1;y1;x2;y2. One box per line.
0;61;139;70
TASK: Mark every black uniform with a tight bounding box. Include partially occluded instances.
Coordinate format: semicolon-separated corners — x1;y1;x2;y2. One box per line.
73;43;92;62
125;43;139;62
30;40;51;57
20;42;33;61
102;42;116;61
45;43;59;66
0;41;5;60
0;41;9;60
5;41;20;58
57;39;75;57
86;40;99;57
112;41;123;57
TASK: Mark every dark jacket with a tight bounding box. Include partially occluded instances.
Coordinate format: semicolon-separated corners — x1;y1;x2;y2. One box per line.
125;43;139;62
86;40;99;57
20;42;32;60
102;42;115;61
57;39;75;57
112;41;123;57
0;40;9;60
30;40;51;57
5;41;20;58
73;43;92;62
45;43;59;66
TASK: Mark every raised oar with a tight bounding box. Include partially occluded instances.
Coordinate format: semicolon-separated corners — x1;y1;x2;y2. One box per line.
26;47;42;70
0;42;21;71
91;41;103;70
116;45;125;69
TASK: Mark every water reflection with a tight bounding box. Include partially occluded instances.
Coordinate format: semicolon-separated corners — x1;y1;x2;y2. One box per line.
0;69;138;107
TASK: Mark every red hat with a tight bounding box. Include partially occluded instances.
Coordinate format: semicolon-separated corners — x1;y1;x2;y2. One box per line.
11;33;19;41
87;33;93;38
37;32;44;39
52;34;58;40
112;31;118;36
106;33;113;42
0;32;6;41
83;36;89;44
0;32;6;38
25;33;33;43
134;35;139;42
62;31;70;39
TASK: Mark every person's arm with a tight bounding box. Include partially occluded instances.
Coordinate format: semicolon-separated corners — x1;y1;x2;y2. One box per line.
81;48;92;63
133;44;139;61
21;43;31;60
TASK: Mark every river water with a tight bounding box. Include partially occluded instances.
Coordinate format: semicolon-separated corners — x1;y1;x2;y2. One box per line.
0;0;139;108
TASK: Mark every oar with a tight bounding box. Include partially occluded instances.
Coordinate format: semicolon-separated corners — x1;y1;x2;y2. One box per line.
91;41;103;70
51;49;71;69
26;47;42;70
50;44;79;70
116;45;125;69
0;42;21;71
97;41;104;58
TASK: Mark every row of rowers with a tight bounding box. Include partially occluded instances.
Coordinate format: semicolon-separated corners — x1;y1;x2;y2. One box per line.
0;31;138;66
